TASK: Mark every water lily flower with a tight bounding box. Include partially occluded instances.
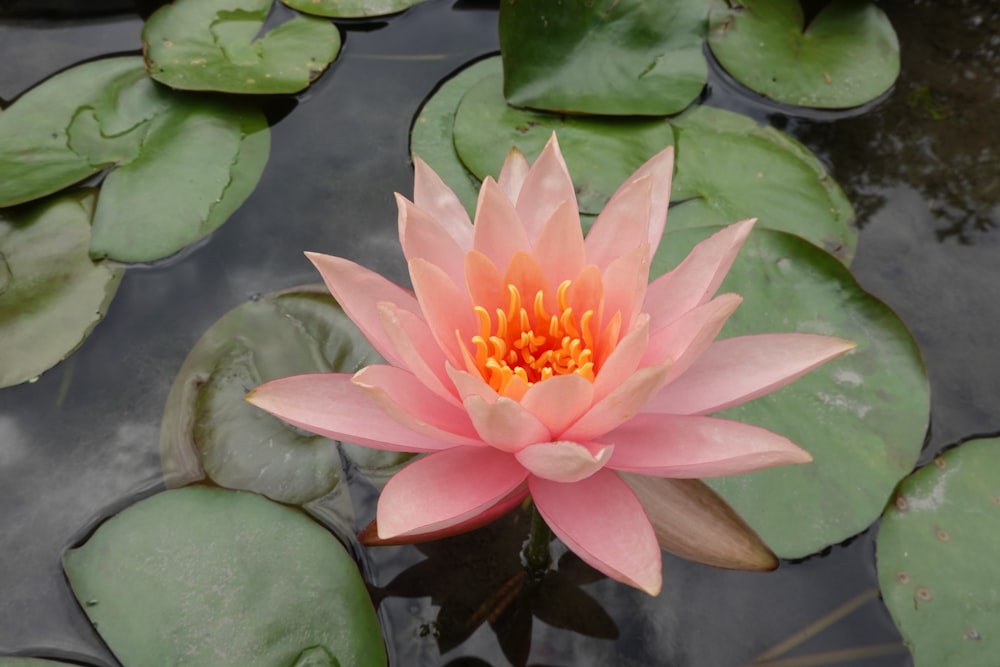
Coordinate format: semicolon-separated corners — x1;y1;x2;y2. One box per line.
248;135;854;595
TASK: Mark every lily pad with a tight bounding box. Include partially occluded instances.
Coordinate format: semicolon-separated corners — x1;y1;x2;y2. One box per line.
63;486;387;667
707;0;900;109
452;72;674;215
499;0;708;116
877;438;1000;667
0;56;271;263
160;286;408;506
143;0;341;94
281;0;429;19
669;105;857;263
0;661;78;667
0;191;122;389
652;227;928;558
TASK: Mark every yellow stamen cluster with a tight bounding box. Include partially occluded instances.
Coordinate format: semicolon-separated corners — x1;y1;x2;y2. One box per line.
471;280;597;394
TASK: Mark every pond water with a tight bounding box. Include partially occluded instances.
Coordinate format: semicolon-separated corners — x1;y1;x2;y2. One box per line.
0;0;998;665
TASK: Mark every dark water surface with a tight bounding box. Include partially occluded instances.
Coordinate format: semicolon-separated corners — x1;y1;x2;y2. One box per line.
1;0;998;665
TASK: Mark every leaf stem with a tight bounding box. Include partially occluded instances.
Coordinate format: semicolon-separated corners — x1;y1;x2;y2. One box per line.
522;502;552;577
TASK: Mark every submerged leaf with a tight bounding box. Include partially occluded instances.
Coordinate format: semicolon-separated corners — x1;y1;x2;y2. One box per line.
63;486;387;667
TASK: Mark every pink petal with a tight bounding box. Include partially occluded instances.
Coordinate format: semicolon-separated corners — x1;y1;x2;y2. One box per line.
644;219;755;330
619;145;674;258
531;199;587;286
515;440;613;482
583;175;652;270
359;481;528;545
563;364;672;442
412;155;473;249
352;365;481;444
514;134;579;243
409;258;476;368
530;470;662;595
446;362;499;403
519;373;595;436
465;250;504;314
464;395;551;452
397;194;467;288
642;293;743;378
472;177;531;270
592;314;650;402
620;474;778;571
247;373;455;452
306;252;418;366
498;146;530;202
606;414;812;477
646;333;857;415
376;447;529;539
376;302;458;404
600;244;650;332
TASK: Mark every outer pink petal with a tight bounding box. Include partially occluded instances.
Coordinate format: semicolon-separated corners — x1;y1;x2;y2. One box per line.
646;333;857;415
530;470;662;595
247;373;455;452
642;293;743;377
498;146;530;203
306;252;418;367
352;365;481;444
606;414;812;477
563;364;672;442
397;194;467;288
519;373;595;436
464;395;551;452
513;134;579;243
583;175;652;270
531;199;587;286
515;440;613;482
412;156;473;249
376;447;529;539
376;302;458;405
472;177;531;270
644;219;754;330
409;258;476;368
592;314;650;402
601;244;650;331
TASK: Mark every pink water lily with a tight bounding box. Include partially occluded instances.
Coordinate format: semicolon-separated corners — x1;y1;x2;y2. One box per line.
248;135;854;595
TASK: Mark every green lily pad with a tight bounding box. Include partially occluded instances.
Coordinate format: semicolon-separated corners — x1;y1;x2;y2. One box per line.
410;57;501;218
0;191;122;389
143;0;341;94
452;72;675;215
877;438;1000;667
669;106;856;263
160;286;410;508
63;486;387;667
652;227;928;558
0;56;270;263
280;0;429;19
707;0;900;109
499;0;708;116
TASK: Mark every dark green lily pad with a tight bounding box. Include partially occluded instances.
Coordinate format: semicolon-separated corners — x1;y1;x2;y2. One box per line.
452;72;675;215
708;0;900;109
281;0;429;19
0;56;270;263
160;286;410;507
410;57;501;218
878;438;1000;667
669;106;856;263
63;486;387;667
652;227;928;558
499;0;708;116
0;191;122;389
143;0;340;94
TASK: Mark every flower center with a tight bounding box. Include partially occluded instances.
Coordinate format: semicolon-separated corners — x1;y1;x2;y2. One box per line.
471;280;597;394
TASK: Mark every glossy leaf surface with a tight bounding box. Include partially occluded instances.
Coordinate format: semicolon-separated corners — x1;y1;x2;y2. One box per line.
499;0;708;116
652;227;928;557
878;438;1000;667
63;486;387;667
281;0;429;18
0;191;122;388
708;0;900;109
143;0;340;94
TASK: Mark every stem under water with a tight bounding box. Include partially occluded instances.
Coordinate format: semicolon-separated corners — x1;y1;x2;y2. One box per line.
522;501;553;577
